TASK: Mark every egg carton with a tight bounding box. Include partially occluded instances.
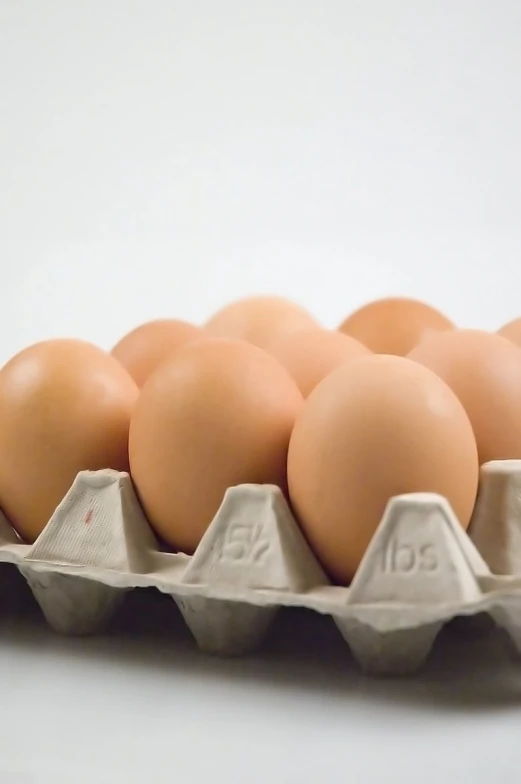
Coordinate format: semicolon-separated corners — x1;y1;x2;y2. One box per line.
2;461;521;676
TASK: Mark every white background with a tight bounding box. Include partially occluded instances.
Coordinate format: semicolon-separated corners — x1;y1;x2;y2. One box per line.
2;1;521;782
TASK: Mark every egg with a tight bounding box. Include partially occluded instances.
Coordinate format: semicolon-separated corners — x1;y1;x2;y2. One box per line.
339;297;453;355
497;317;521;348
111;318;202;387
129;338;303;553
205;295;318;350
409;329;521;464
268;328;370;397
0;339;139;542
287;354;478;584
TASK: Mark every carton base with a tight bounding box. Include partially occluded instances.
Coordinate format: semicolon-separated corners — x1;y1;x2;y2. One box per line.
174;595;278;656
20;566;126;635
335;616;444;676
489;598;521;656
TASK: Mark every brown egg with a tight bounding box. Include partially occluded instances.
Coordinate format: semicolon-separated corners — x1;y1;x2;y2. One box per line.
498;317;521;348
129;338;303;553
111;318;202;387
409;329;521;464
205;295;318;350
339;297;453;355
287;354;478;584
268;328;370;397
0;339;139;542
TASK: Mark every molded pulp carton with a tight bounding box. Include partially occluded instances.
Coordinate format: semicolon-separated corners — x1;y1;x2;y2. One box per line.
3;460;521;676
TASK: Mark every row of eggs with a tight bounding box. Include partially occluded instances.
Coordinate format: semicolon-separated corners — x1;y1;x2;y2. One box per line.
2;296;521;585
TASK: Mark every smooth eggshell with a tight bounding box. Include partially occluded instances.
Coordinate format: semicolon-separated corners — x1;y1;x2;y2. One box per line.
498;317;521;348
129;338;303;553
0;339;139;542
287;354;479;584
339;297;453;356
111;318;202;387
409;329;521;464
268;328;370;397
205;296;318;350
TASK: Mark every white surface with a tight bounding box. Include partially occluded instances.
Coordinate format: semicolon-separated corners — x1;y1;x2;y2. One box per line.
2;1;521;782
3;576;521;784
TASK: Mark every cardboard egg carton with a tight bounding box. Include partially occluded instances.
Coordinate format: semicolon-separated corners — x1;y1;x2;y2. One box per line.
3;461;521;675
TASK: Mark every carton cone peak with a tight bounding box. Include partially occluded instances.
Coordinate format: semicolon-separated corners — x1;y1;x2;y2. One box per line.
470;459;521;575
25;469;156;572
348;493;485;606
183;484;327;591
